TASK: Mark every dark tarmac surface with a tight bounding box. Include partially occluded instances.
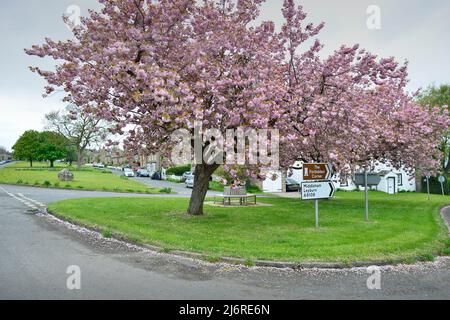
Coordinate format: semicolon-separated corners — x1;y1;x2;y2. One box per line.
0;184;449;299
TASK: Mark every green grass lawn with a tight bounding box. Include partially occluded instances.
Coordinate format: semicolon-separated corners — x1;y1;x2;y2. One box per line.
0;162;164;194
48;191;450;264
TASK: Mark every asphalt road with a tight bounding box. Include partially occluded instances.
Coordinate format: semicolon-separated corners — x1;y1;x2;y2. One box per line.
0;184;449;299
109;167;213;196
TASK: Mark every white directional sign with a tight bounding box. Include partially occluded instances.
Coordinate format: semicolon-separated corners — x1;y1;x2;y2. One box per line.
301;181;335;200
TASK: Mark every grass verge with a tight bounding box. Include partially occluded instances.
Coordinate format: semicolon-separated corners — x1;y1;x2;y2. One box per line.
0;162;165;194
48;191;450;264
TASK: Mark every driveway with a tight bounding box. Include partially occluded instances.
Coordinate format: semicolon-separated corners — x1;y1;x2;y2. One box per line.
0;184;449;299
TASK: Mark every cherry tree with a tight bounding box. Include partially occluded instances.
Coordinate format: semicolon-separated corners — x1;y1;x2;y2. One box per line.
27;0;449;215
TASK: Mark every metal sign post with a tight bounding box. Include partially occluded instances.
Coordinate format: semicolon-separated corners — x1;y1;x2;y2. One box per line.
355;172;380;222
315;199;319;228
302;163;335;228
301;180;336;228
364;170;369;221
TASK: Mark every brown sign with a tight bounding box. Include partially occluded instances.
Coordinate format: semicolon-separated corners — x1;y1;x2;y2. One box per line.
303;163;332;181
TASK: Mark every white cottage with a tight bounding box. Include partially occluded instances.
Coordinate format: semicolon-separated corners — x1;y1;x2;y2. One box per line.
261;161;416;194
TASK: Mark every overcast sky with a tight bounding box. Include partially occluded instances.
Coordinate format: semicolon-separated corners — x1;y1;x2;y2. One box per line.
0;0;449;151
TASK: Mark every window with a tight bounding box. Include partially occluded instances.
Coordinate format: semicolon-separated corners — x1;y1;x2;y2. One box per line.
397;173;403;186
340;174;348;187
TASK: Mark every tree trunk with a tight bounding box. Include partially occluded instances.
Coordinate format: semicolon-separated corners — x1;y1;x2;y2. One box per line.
77;148;83;170
50;160;54;168
29;158;33;168
187;163;219;216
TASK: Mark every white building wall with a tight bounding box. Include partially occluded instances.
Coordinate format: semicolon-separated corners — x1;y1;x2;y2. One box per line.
265;161;416;194
262;170;284;193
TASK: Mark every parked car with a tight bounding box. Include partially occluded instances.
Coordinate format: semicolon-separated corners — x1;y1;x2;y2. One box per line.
136;169;150;177
122;165;132;171
286;178;300;192
185;175;195;188
123;168;135;177
182;171;192;180
188;171;213;181
0;161;6;165
151;171;162;180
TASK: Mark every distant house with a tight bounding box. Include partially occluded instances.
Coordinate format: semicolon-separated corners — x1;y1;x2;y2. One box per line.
0;150;12;161
84;148;162;171
261;160;416;194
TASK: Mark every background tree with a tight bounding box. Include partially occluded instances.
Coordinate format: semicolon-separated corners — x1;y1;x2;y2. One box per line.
65;145;78;166
38;131;68;168
417;84;450;173
12;130;41;167
44;104;109;169
27;0;449;215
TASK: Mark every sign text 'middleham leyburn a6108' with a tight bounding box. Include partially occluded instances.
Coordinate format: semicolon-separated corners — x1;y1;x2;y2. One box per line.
301;181;336;200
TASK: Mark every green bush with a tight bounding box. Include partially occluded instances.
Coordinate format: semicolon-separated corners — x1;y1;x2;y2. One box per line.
17;179;23;184
166;164;191;176
159;187;172;194
166;177;183;183
42;180;52;187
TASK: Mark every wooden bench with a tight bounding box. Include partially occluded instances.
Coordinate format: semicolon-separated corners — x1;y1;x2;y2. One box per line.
213;194;257;206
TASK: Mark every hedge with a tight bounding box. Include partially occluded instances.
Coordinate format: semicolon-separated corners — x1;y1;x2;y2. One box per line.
166;164;191;176
421;176;449;195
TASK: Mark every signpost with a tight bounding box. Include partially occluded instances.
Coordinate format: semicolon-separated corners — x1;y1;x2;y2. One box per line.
301;164;335;228
301;181;336;200
425;174;431;200
303;163;332;181
354;173;381;186
438;175;446;196
354;171;381;222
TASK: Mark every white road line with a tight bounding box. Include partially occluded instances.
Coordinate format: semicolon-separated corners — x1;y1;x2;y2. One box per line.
0;187;40;210
17;193;46;207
